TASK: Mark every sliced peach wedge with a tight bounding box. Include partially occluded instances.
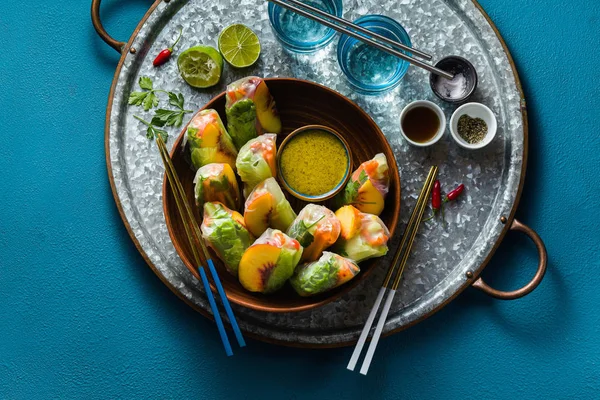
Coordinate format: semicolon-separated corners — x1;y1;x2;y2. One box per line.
244;178;296;237
335;205;362;240
238;229;303;294
244;191;274;237
238;244;282;293
355;180;385;215
254;79;282;134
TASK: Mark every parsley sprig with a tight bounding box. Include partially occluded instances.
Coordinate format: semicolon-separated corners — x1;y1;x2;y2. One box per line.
128;76;168;111
294;215;325;248
151;92;193;128
129;76;195;143
133;115;168;143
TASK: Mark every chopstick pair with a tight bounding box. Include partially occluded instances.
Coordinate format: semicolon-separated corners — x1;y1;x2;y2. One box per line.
267;0;454;79
155;135;246;356
347;165;438;375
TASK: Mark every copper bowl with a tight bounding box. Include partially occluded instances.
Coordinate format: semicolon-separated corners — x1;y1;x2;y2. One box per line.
163;78;401;313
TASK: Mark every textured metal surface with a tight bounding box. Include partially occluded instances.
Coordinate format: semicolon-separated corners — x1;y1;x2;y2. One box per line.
107;0;525;345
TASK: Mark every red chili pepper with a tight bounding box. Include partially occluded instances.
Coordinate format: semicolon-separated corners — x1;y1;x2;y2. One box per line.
422;180;441;222
153;29;182;67
432;180;441;211
445;184;465;202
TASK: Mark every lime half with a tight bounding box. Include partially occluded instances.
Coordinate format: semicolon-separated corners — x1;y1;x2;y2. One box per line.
177;46;223;88
218;24;261;68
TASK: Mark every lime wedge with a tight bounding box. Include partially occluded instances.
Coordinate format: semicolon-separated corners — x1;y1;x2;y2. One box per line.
177;46;223;88
218;24;261;68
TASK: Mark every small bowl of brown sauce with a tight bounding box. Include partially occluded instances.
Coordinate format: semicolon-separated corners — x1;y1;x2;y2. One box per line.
449;102;497;150
277;125;352;201
399;100;446;147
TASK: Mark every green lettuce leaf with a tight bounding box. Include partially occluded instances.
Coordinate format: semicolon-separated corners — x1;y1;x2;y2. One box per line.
264;246;302;293
201;203;253;276
290;252;359;296
236;137;274;196
226;99;258;150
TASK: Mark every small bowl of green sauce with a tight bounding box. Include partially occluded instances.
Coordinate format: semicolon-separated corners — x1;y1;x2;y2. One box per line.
277;125;352;202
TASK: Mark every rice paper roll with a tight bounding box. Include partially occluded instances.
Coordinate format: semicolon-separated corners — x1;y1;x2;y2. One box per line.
286;204;341;262
335;153;390;215
290;252;360;297
225;76;282;149
244;177;297;237
185;109;238;171
201;202;254;276
334;205;390;263
193;163;241;211
235;133;277;197
238;228;302;294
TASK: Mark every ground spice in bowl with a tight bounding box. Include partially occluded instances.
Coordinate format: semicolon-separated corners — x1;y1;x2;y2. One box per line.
457;114;487;144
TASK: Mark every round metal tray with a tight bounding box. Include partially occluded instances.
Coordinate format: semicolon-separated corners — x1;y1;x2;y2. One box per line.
94;0;547;347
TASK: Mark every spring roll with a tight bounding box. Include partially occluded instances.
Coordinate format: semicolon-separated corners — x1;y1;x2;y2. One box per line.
290;252;360;296
225;76;282;149
287;204;341;262
185;109;238;170
201;202;254;276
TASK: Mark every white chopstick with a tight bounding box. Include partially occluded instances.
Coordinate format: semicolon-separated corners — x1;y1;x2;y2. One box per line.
347;287;386;371
347;166;438;375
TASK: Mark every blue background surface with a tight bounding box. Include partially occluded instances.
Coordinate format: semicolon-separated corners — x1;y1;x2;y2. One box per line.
1;0;599;398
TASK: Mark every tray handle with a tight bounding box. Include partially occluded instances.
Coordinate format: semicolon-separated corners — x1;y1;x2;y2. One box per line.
471;218;547;300
91;0;130;54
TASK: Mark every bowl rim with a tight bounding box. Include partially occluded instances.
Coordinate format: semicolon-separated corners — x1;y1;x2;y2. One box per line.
276;124;353;202
449;102;497;149
162;77;401;313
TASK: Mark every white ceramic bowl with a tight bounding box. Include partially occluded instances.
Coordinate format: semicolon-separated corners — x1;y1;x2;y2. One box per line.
449;102;497;149
399;100;446;147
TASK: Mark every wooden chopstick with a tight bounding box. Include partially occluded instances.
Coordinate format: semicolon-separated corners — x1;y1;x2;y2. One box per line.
347;166;438;374
156;137;246;349
267;0;454;79
156;136;246;355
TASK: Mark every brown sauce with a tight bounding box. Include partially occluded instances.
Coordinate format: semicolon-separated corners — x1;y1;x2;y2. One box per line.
402;106;440;143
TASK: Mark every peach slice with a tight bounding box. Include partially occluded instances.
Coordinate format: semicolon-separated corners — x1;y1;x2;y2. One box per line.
301;230;328;262
335;205;362;239
209;150;237;171
244;192;275;237
230;209;246;227
201;122;221;148
238;244;282;293
355;180;386;215
254;80;282;134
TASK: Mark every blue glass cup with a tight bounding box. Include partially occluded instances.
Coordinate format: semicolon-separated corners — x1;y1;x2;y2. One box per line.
337;15;412;94
268;0;344;53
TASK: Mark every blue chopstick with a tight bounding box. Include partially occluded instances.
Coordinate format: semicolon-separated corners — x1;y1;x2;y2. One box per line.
207;259;246;348
198;266;233;356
